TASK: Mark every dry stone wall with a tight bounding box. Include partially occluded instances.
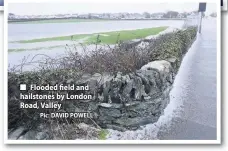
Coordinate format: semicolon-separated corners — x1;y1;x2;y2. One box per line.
8;27;197;139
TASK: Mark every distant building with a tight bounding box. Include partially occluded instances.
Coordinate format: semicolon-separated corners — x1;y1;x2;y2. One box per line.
78;14;89;19
8;11;199;21
8;13;16;19
151;13;164;19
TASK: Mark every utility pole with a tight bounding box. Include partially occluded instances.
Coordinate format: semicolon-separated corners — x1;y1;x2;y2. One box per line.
198;3;206;34
199;12;203;33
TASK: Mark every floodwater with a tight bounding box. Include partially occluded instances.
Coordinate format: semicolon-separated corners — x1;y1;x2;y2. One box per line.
8;20;184;41
8;20;185;70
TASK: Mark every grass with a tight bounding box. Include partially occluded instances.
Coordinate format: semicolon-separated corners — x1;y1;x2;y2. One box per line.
9;18;112;24
86;26;168;44
16;26;168;44
8;45;63;52
98;129;109;140
16;34;90;44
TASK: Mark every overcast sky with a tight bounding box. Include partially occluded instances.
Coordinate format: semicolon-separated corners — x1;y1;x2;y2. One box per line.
8;3;217;15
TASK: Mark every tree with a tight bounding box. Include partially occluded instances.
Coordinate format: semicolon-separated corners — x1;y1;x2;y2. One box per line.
181;12;188;18
8;13;16;19
9;13;15;16
143;12;151;18
88;13;92;19
191;10;198;15
163;11;179;18
210;12;217;17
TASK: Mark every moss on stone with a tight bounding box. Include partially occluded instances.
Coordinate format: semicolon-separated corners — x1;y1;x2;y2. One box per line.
98;129;109;140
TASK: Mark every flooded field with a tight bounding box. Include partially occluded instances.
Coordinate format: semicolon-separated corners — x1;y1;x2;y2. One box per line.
8;20;184;41
8;20;185;70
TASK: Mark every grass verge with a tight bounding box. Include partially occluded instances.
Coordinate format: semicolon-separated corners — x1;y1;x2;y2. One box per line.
8;45;63;52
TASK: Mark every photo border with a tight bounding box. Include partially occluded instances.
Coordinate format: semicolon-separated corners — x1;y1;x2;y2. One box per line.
4;0;221;144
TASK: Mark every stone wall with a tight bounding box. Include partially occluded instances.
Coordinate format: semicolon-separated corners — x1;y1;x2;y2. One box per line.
64;59;177;131
9;59;177;133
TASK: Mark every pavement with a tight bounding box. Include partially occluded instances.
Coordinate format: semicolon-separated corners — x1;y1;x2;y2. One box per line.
158;19;217;140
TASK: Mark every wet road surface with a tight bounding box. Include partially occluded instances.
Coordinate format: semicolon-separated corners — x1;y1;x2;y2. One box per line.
158;19;217;140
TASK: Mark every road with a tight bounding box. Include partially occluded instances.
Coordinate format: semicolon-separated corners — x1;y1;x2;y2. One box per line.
158;19;217;140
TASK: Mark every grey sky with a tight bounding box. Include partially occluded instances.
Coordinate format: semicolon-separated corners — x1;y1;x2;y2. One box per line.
9;3;217;15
